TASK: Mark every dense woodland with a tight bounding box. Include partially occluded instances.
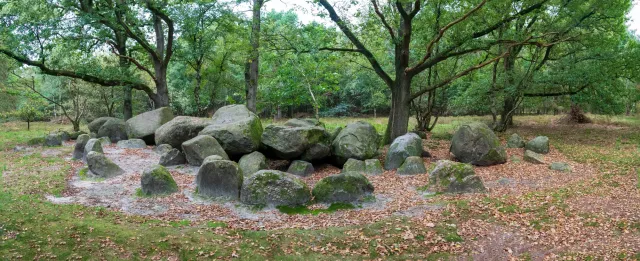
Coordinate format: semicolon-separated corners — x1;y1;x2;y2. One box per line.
0;0;638;141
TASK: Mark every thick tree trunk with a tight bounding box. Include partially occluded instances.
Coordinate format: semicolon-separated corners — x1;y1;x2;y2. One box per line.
245;0;263;113
386;77;411;143
194;69;202;115
123;86;132;119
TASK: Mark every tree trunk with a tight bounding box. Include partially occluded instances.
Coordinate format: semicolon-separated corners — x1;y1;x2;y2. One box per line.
27;120;30;131
123;86;132;119
194;68;202;115
245;0;263;113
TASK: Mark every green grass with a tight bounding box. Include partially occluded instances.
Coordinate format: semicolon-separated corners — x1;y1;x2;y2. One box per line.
277;202;356;215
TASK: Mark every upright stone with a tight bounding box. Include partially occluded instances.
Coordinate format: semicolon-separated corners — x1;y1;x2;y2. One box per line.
287;160;314;177
86;151;125;178
332;121;380;165
97;118;128;142
428;160;487;194
159;148;187;166
385;133;423;170
83;138;103;161
506;133;526;148
182;135;229;166
126;107;174;144
526;136;550;154
238;151;268;177
155;116;211;149
241;170;311;207
199;105;263;157
449;122;507;166
196;156;243;199
140;165;178;196
396;156;427;175
72;134;90;160
312;172;374;203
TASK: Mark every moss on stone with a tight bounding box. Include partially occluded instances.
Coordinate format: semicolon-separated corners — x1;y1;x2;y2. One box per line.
312;172;374;203
141;165;178;196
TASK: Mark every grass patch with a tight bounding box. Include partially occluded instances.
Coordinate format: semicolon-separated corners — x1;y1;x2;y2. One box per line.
206;221;228;229
277;203;356;215
435;224;463;242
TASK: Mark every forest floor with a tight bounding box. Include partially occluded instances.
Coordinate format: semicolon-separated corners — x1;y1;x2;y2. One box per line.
0;115;638;260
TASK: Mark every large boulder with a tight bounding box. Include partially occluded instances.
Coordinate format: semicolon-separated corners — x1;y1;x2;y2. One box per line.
196;156;243;199
83;138;103;161
506;133;526;148
199;105;263;157
428;160;487;194
385;133;423;170
240;170;311;207
97;118;128;142
301;143;332;162
140;165;178;196
312;172;374;203
72;134;90;160
86;151;124;178
155;116;211;149
261;125;328;160
449;122;507;166
159;148;187;167
396;156;427;175
44;134;62;147
88;117;117;133
526;136;550;154
182;135;229;166
52;131;70;142
287;160;314;177
332;121;379;165
69;131;87;140
342;158;365;173
524;150;545;164
126;107;174;144
116;139;147;149
238;151;268;177
285;118;324;128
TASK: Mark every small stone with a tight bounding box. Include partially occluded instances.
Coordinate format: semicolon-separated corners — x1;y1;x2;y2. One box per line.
83;138;103;162
238;151;268;177
196;156;242;199
159;148;186;167
116;139;147;149
141;165;178;196
342;158;365;172
510;155;522;163
397;156;427;175
312;172;374;203
86;151;124;178
364;159;384;175
44;134;62;147
428;160;487;194
506;133;526;148
287;160;314;177
385;133;422;170
526;136;550;154
524;150;545;164
550;162;571;172
72;134;91;160
182;135;229;166
154;144;173;155
52;131;70;142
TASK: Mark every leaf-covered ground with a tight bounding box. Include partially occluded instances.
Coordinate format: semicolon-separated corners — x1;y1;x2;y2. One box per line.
0;117;638;260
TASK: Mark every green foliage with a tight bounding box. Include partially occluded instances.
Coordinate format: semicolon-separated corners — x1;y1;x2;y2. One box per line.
277;203;356;215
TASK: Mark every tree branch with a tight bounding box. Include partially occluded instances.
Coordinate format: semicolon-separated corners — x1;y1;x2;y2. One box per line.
371;0;396;41
524;84;589;97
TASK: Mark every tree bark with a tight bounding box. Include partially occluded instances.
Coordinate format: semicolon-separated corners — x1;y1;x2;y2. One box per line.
245;0;263;113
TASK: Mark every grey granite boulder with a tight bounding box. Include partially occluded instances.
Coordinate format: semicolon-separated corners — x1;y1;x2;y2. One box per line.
332;121;379;165
550;162;571;172
140;165;178;196
88;117;117;133
524;150;545;164
526;136;550;154
126;107;174;144
83;138;103;161
428;160;487;194
116;139;147;149
506;133;526;148
182;135;229;166
284;118;324;128
365;159;384;175
72;134;90;160
312;172;374;203
199;105;263;157
261;124;328;160
159;148;187;167
450;122;507;166
155;116;211;149
240;170;311;207
287;160;314;177
196;156;243;199
97;118;128;142
342;158;365;173
86;151;124;178
396;156;427;175
44;134;62;147
238;151;268;177
154;144;173;155
385;133;423;170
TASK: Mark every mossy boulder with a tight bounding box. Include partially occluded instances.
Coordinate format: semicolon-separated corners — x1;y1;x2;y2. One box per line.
98;137;111;146
240;170;311;207
301;143;331;162
83;138;103;162
116;139;147;149
196;156;243;199
69;131;87;140
199;105;263;157
428;160;487;194
506;133;526;148
140;165;178;196
312;172;374;203
44;133;62;147
155;116;211;149
97;118;128;143
52;131;70;142
332;121;379;165
526;136;550;154
524;150;545;164
342;158;365;173
261;124;328;160
126;107;174;144
159;148;187;167
182;135;229;166
365;159;384;175
154;144;173;155
72;134;91;160
238;151;268;177
385;133;423;170
86;151;124;178
550;162;571;172
396;156;427;175
287;160;314;177
449;122;506;166
284;118;324;128
88;117;118;133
